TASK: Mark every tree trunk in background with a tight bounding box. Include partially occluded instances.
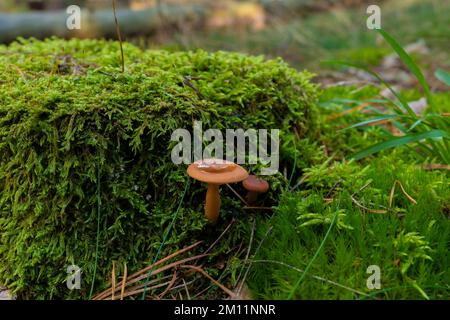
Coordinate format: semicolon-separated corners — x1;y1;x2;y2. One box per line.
0;4;206;43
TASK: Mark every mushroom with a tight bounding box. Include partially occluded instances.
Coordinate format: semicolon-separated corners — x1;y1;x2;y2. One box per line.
242;175;269;205
187;158;248;224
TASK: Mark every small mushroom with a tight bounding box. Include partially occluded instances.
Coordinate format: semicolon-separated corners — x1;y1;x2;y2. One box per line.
187;158;248;224
242;175;269;205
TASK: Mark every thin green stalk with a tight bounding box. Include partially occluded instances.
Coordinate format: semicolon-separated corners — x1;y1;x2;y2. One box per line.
286;196;341;299
89;157;102;299
141;180;190;300
288;136;297;188
359;284;449;300
250;259;369;298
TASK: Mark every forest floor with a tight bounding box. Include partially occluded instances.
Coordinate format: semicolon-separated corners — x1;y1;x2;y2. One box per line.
0;0;448;300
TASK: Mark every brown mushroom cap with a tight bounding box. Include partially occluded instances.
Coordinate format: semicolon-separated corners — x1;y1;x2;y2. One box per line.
242;175;269;193
187;158;248;185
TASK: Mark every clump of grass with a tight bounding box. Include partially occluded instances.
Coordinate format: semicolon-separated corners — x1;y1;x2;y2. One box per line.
330;29;449;164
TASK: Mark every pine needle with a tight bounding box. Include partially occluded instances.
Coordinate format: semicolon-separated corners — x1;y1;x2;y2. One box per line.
390;179;417;208
120;262;127;300
180;265;236;298
111;261;116;301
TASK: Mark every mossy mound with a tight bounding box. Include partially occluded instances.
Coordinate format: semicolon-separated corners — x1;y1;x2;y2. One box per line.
0;38;318;299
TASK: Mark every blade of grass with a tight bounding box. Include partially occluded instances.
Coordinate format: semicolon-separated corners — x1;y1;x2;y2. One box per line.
249;259;370;298
435;69;450;86
112;0;125;73
428;140;450;163
287;196;341;299
359;284;448;300
325;60;416;118
341;115;402;131
351;130;449;160
391;120;409;134
377;29;431;105
408;118;424;131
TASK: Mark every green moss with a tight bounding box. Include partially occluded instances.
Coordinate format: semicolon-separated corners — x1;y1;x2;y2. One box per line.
0;38;319;298
248;156;449;299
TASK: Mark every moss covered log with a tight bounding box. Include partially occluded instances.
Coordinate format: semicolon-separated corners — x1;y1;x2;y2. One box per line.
0;38;318;298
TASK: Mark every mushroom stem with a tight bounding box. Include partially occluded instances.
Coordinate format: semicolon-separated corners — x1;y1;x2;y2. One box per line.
205;184;220;224
187;159;248;225
242;175;269;205
246;191;258;205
